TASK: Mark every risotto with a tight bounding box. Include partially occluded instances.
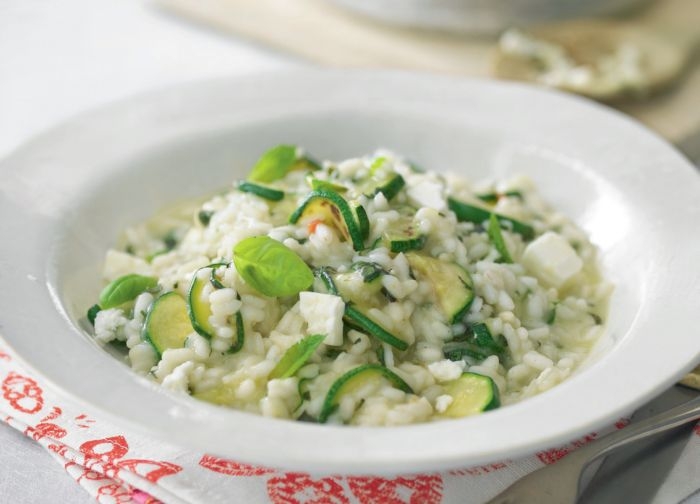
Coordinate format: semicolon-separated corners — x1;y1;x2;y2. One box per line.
88;146;611;426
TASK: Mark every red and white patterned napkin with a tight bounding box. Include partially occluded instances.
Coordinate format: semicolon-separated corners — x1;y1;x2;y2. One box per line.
1;339;697;504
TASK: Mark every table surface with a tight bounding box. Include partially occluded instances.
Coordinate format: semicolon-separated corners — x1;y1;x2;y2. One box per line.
0;1;698;503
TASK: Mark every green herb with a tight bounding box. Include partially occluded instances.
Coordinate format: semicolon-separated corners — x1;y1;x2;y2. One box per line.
369;156;386;174
233;236;313;297
87;304;102;325
198;210;214;226
99;274;159;309
269;334;325;379
314;267;339;295
163;229;179;251
248;145;298;183
487;213;513;263
351;261;385;283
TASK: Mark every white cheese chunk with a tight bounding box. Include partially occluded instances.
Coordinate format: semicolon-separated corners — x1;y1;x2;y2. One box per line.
522;231;583;288
299;291;345;346
406;179;446;211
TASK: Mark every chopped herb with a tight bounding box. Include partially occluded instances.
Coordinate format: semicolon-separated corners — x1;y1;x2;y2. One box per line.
198;210;214;226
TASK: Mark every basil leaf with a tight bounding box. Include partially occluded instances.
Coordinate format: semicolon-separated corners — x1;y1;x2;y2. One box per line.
233;236;313;297
99;274;159;309
248;145;298;183
269;334;325;379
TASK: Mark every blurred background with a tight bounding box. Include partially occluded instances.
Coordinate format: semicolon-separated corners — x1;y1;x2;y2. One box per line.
0;0;699;161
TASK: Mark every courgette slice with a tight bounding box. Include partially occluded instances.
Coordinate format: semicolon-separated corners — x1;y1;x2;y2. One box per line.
269;334;325;380
351;261;386;283
187;263;229;339
333;267;384;306
352;171;406;201
447;197;534;240
476;190;523;204
344;305;409;351
444;323;504;361
238;181;285;201
487;213;513;263
188;268;215;339
315;268;407;350
289;190;364;250
406;253;474;323
355;204;370;240
440;372;500;418
143;292;193;357
382;216;426;253
319;364;414;423
305;175;347;193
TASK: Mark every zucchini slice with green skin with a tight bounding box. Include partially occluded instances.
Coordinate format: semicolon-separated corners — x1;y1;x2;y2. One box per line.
99;274;159;309
187;270;215;339
187;263;228;339
289;190;364;251
381;216;426;253
305;175;347;193
229;311;245;354
269;334;325;380
143;292;193;357
355;204;370;240
354;173;405;201
314;268;407;350
351;261;386;283
333;267;384;305
487;213;513;263
440;372;500;418
344;305;408;351
319;364;414;423
444;323;504;361
476;190;523;204
238;181;285;201
406;253;474;323
86;304;101;326
447;197;534;240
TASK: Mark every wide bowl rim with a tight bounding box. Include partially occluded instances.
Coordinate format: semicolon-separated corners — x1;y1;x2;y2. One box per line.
0;69;698;474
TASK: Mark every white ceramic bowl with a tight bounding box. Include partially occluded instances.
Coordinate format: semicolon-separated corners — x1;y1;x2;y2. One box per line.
0;70;698;474
329;0;651;35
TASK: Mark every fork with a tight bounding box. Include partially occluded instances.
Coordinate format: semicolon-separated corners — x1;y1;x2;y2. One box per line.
486;393;700;504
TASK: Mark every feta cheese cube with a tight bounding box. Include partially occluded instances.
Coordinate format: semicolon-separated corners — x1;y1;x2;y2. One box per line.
427;359;465;382
299;292;345;346
407;178;446;211
522;231;583;288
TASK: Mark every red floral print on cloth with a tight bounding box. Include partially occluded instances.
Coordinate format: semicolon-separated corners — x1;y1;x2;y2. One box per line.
267;473;349;504
199;454;275;476
79;435;183;484
450;462;509;476
2;371;44;414
347;475;443;504
536;432;598;465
